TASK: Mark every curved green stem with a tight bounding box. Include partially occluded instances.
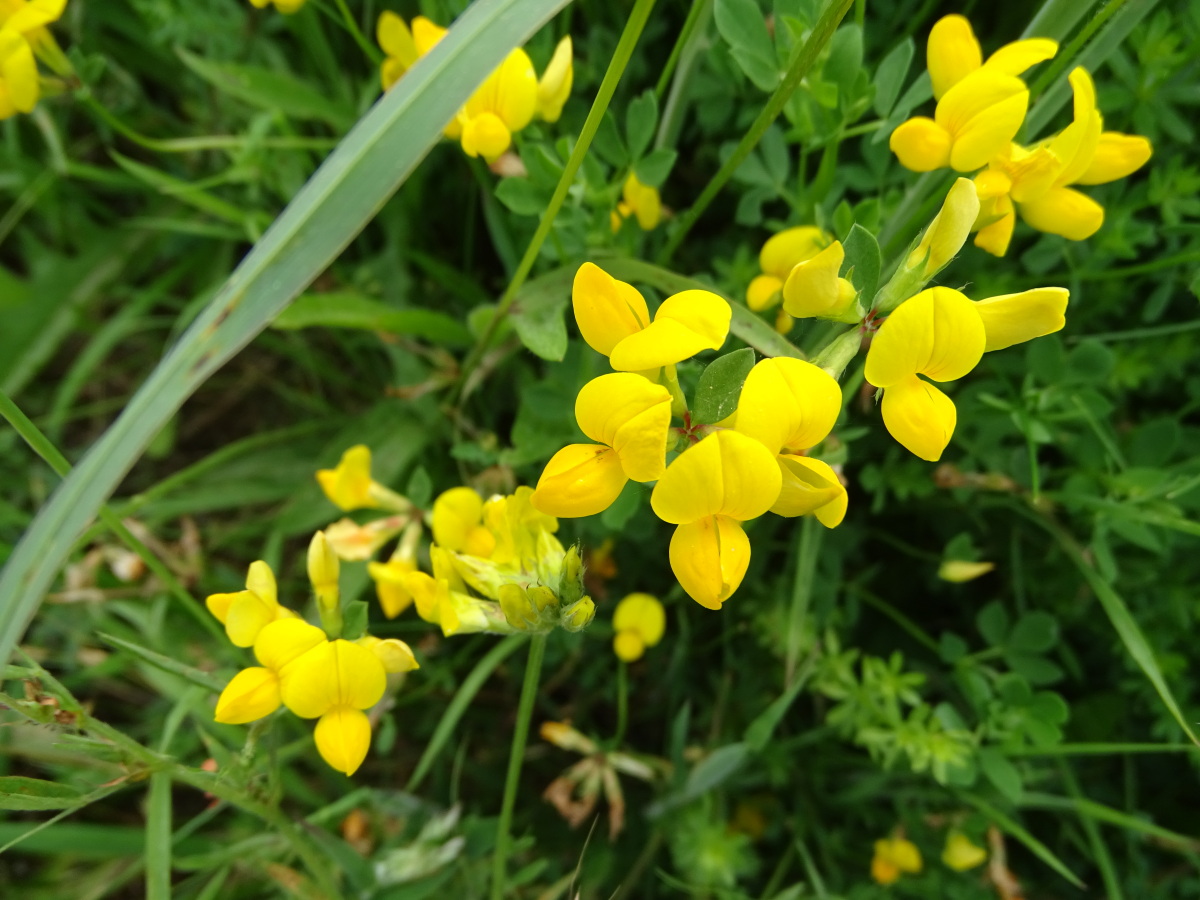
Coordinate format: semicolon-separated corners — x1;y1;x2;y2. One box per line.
491;632;548;900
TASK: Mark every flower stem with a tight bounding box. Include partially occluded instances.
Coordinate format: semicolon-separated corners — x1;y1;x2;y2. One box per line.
491;632;547;900
662;364;689;418
614;660;629;746
785;517;822;686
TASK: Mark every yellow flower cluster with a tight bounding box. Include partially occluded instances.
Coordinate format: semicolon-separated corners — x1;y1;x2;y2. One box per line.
377;12;573;163
890;14;1151;254
206;533;418;776
531;263;848;610
745;226;835;334
0;0;68;120
315;446;594;637
869;830;987;885
611;172;663;232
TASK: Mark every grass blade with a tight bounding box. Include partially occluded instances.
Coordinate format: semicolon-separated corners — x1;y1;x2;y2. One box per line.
0;0;571;667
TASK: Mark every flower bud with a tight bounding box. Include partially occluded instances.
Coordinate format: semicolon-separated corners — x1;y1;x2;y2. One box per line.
561;596;595;632
357;635;420;673
499;583;538;631
938;560;995;582
528;584;558;615
557;544;584;607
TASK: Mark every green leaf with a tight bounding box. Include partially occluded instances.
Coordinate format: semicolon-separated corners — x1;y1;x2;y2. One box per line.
495;177;548;216
686;743;750;795
633;148;678;189
272;293;471;344
979;748;1023;803
625;90;658;160
693;349;756;425
341;601;370;641
592;111;628;168
510;266;574;362
0;777;83;811
177;48;353;129
0;0;573;669
715;0;780;91
976;601;1010;647
841;223;881;301
97;633;225;692
109;153;252;227
824;24;862;96
872;37;914;117
1009;611;1059;654
745;673;811;751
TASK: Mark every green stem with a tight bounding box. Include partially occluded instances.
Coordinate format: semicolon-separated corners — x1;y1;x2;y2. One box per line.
614;661;629;745
0;391;222;640
455;0;660;403
654;0;710;101
1026;0;1128;108
491;632;548;900
785;517;822;685
329;0;383;64
662;364;689;417
659;0;854;262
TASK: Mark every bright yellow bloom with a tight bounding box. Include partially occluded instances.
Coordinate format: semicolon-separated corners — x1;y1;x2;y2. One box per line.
942;830;987;870
431;486;497;557
612;592;665;661
0;28;37;119
749;226;831;312
973;68;1152;254
938;560;995;582
377;11;419;90
536;36;573;123
532;373;672;517
871;837;923;885
735;358;847;525
572;262;652;357
205;560;292;648
651;431;782;609
890;15;1056;173
213;618;326;724
866;286;1069;460
457;48;538;162
366;520;422;618
612;172;662;231
780;241;859;322
248;0;305;14
316;444;410;513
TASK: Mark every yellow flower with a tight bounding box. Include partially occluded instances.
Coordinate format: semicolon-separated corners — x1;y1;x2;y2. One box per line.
0;27;37;119
734;358;847;525
747;226;832;313
532;373;672;518
376;11;419;90
612;592;665;661
307;530;339;616
356;634;419;673
457;48;539;162
942;830;987;871
323;515;407;562
536;36;573;123
571;262;651;357
366;520;422;618
431;486;497;557
780;241;860;322
248;0;305;14
316;445;411;513
213;618;326;725
280;639;388;775
890;15;1056;173
651;431;782;609
205;560;292;648
871;836;923;885
865;286;1069;460
612;172;662;231
973;67;1152;255
938;560;995;582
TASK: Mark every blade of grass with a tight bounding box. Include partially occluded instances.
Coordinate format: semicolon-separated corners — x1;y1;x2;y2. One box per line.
145;773;172;900
960;792;1085;888
1057;763;1124;900
1022;789;1200;852
0;0;572;669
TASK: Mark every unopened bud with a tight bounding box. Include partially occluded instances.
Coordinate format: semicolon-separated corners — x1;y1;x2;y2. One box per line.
499;583;537;631
357;635;420;673
938;560;995;583
557;544;584;606
561;596;595;632
307;532;340;607
528;585;558;615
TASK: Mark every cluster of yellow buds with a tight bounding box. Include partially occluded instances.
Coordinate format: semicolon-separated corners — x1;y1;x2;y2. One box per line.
610;172;663;233
206;532;418;776
890;14;1151;254
377;11;573;162
870;829;987;885
531;263;848;611
1;0;71;121
314;446;594;637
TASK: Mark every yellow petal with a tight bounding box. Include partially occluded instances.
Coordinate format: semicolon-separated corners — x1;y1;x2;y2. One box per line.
735;357;842;454
878;837;923;873
669;516;751;610
431;486;485;552
871;856;901;885
927;15;982;100
571;262;651;357
881;374;958;461
609;290;731;371
746;274;783;311
574;373;672;482
890;116;952;172
460;111;512;162
315;445;374;511
0;29;37;113
973;193;1015;257
983;38;1057;78
1076;132;1153;185
357;635;419;673
253;618;327;673
3;0;66;34
908;177;980;273
280;640;387;719
225;591;279;648
205;590;241;625
781;241;858;320
401;571;446;624
759;226;829;278
1002;145;1061;203
466;47;537;135
536;35;573;123
314;706;372;776
936;71;1029;172
214;667;281;725
245;560;277;607
531;443;627;518
1018;186;1104;240
865;287;985;386
612;592;666;646
938;560;995;583
622;173;663;230
367;558;417;618
942;831;988;870
651;430;782;524
376;11;417;68
974;287;1069;351
613;631;646;662
1047;68;1101;188
772;455;847;527
410;16;446;56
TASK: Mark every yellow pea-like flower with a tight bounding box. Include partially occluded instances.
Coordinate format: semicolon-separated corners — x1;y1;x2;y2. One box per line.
532;368;674;518
925;14;1056;101
612;172;662;231
871;836;923;885
368;556;418;618
536;36;573;123
214;667;282;725
942;830;987;870
745;223;829;313
458;48;538;162
780;241;860;321
431;486;497;557
206;560;290;648
253;618;327;673
572;262;652;357
377;11;419;90
314;706;372;776
612;592;666;661
1;0;67;34
356;635;419;673
0;28;38;119
608;290;732;372
774;456;847;526
316;445;411;513
279;639;387;720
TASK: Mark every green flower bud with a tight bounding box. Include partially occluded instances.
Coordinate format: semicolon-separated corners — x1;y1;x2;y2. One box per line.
561;596;595;632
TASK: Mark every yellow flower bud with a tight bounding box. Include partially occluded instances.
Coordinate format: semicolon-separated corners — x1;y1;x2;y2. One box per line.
356;635;419;673
536;36;573;123
908;178;980;274
938;560;995;583
562;596;595;632
314;706;372;776
781;242;859;321
307;530;340;613
214;667;281;725
942;830;987;870
499;583;538;630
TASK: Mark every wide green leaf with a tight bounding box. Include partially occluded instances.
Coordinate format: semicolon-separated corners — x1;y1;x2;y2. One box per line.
273;293;472;345
0;0;573;667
